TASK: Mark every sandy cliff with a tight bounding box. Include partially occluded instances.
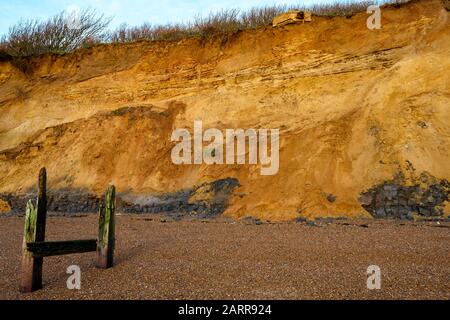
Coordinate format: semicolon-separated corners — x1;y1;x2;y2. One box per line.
0;0;449;220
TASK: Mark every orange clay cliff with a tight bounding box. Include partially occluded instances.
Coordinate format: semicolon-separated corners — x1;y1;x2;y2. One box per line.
0;0;449;221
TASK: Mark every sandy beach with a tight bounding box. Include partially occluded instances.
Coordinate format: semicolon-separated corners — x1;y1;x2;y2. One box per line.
1;215;448;300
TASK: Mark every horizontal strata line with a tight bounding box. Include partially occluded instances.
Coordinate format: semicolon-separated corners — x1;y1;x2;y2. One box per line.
58;48;408;86
93;54;399;94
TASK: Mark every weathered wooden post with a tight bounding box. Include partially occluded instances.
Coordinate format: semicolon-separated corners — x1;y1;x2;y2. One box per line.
96;185;116;269
20;168;47;293
20;169;116;293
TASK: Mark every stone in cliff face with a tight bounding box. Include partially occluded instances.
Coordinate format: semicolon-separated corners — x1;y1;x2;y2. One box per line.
0;198;11;214
359;172;450;219
444;0;450;11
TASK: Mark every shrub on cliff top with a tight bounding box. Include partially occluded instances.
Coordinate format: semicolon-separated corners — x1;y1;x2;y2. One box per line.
0;9;110;58
108;0;411;43
1;1;413;57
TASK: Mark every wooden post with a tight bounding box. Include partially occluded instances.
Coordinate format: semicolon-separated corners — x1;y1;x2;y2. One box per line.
27;240;98;258
97;185;115;269
19;170;117;293
20;168;47;293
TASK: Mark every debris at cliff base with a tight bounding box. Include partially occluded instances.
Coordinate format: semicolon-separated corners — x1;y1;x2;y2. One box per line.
240;215;263;225
0;178;240;219
359;172;450;220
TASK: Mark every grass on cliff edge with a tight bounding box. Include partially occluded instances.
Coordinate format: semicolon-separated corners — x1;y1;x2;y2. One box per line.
0;0;412;60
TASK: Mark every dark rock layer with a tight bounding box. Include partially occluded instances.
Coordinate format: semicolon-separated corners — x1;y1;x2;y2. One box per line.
359;172;449;219
0;178;240;219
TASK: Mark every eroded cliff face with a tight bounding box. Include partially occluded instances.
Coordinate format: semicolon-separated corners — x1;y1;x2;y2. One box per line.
0;0;449;220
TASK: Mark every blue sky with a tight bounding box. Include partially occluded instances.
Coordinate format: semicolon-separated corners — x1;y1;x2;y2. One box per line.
0;0;344;36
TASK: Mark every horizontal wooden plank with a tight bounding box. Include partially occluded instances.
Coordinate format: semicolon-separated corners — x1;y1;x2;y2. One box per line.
27;240;97;258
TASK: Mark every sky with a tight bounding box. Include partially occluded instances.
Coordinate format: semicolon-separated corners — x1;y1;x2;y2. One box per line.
0;0;345;36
